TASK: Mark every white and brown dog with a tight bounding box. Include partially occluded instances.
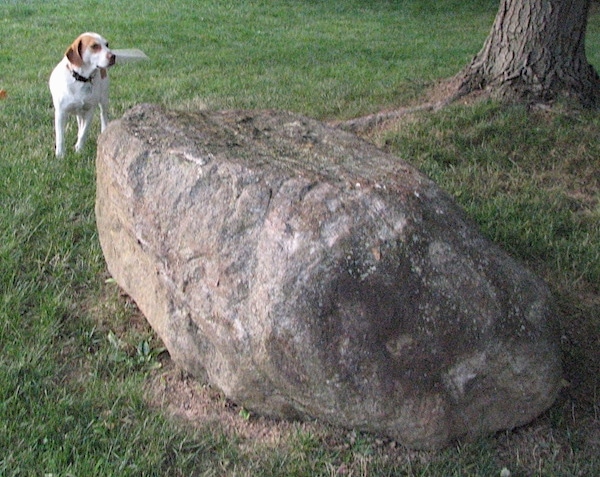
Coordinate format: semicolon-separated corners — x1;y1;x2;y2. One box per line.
49;32;115;157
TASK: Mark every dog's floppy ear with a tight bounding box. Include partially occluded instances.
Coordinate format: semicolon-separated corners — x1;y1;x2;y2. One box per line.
65;37;84;67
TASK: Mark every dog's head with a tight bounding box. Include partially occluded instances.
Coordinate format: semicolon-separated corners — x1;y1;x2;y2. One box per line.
65;32;116;71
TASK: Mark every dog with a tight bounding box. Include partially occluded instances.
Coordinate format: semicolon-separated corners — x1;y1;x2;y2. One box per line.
49;32;116;157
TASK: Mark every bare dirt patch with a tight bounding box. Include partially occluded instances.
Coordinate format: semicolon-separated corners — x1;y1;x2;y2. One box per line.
146;360;322;448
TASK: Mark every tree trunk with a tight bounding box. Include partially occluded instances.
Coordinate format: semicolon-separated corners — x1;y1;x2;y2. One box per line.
457;0;600;107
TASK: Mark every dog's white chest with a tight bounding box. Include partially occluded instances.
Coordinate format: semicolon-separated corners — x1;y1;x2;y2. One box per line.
79;81;93;95
61;80;100;112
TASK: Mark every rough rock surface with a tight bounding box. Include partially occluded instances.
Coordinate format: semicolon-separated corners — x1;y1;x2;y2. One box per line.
95;104;562;449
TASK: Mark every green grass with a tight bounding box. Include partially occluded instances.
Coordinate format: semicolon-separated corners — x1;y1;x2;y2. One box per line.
1;0;599;475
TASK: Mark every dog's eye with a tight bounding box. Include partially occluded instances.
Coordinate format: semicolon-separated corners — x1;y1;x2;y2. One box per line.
92;43;101;51
105;43;109;48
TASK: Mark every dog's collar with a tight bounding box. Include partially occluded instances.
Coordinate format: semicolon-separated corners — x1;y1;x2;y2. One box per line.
68;66;95;83
72;70;92;83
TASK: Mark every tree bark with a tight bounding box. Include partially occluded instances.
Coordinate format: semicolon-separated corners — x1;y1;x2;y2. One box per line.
457;0;600;107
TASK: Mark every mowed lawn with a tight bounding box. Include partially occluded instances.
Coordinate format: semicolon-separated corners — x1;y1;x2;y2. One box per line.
1;0;599;475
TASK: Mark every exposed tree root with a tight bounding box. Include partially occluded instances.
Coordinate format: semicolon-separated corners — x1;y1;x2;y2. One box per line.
336;68;599;136
335;76;470;135
335;101;442;134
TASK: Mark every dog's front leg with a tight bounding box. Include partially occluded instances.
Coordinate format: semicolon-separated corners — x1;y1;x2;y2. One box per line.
54;110;67;158
74;110;95;153
99;100;109;133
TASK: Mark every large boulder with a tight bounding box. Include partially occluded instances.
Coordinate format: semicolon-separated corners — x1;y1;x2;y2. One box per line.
95;104;562;449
